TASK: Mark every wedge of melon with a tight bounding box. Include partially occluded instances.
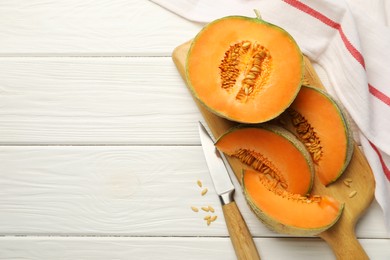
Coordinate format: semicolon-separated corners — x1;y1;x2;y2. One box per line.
277;85;354;186
215;125;314;195
243;169;344;236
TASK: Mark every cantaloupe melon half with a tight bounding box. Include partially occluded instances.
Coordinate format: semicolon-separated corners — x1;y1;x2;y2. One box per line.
243;169;344;236
186;15;303;123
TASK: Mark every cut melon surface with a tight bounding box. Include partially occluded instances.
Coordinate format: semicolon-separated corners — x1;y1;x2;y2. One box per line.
277;85;354;185
186;15;303;123
215;125;314;195
243;169;344;236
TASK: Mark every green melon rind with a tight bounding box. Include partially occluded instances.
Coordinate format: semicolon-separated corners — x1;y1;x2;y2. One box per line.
315;87;354;185
242;178;345;236
216;123;315;195
185;15;304;124
287;85;354;186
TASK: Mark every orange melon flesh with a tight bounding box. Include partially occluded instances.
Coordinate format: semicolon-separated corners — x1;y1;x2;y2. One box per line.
186;16;303;123
287;86;353;185
243;169;343;235
216;126;313;195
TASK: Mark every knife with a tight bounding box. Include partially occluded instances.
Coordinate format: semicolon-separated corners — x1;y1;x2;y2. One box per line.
198;122;261;260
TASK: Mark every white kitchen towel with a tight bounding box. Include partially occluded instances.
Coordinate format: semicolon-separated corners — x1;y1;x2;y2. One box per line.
150;0;390;232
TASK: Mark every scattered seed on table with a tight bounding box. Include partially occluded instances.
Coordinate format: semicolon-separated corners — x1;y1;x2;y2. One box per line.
201;188;208;196
343;180;351;187
208;205;215;213
201;206;210;212
204;215;211;220
191;206;199;212
210;215;218;222
197;180;203;188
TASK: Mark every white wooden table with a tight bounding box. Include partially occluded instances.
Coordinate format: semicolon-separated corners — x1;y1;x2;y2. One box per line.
0;1;389;259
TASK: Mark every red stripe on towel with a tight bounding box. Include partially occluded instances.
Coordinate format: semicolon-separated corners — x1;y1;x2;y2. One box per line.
283;0;365;67
369;84;390;106
370;142;390;182
283;0;390;107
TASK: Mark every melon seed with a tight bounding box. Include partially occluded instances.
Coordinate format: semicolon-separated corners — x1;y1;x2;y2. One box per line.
280;182;288;189
313;150;322;162
312;195;322;202
208;205;215;213
246;74;256;79
242;42;251;48
201;206;210;212
243;78;255;85
191;206;199;212
197;180;203;188
349;190;357;198
201;188;208;196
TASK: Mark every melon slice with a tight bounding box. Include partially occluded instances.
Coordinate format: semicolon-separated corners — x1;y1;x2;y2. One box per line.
243;169;344;236
277;85;354;185
215;125;314;195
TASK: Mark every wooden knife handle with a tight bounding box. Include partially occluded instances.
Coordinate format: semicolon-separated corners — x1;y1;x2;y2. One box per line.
222;201;261;260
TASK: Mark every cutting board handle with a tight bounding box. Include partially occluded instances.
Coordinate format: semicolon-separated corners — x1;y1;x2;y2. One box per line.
321;226;368;260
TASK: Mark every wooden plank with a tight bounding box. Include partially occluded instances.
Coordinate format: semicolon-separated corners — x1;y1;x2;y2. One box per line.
0;58;361;146
0;57;201;145
0;146;387;238
0;236;389;260
0;0;201;56
0;145;237;236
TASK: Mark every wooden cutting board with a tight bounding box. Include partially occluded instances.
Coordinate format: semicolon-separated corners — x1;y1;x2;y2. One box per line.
172;40;375;260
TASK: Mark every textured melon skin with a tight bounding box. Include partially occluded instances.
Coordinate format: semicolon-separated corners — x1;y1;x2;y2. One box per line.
244;188;344;236
216;124;315;195
322;88;354;184
242;169;344;236
317;87;354;184
186;15;304;124
276;85;354;186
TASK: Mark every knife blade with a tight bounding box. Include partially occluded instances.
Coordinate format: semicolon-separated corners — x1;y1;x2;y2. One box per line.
198;122;261;260
198;122;235;204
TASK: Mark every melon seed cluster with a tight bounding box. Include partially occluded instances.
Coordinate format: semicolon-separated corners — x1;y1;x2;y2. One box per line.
258;174;321;203
288;108;323;163
190;179;218;226
233;148;288;190
219;40;272;102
